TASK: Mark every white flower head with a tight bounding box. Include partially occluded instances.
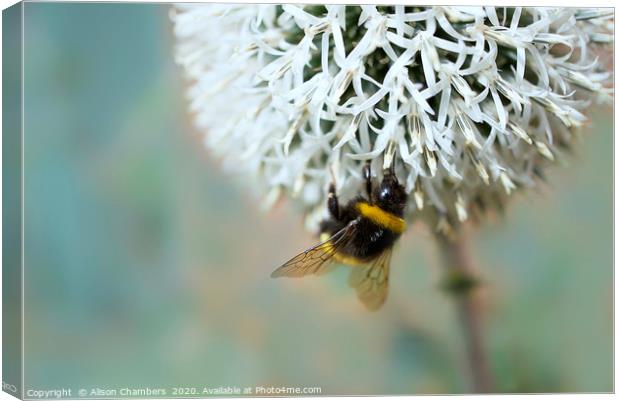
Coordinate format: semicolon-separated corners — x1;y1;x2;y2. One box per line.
172;5;613;233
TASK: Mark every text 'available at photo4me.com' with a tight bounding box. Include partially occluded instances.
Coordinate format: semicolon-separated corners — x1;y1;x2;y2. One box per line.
21;385;323;398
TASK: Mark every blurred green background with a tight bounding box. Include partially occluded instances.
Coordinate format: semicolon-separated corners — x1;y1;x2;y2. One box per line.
20;3;611;395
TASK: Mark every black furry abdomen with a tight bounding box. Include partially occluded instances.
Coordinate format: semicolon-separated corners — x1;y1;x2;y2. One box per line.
319;214;401;262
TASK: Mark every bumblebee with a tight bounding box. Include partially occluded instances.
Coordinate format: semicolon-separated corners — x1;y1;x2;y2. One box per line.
271;162;408;310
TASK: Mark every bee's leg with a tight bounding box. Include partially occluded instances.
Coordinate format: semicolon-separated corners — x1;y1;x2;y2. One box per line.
327;182;340;220
363;160;373;200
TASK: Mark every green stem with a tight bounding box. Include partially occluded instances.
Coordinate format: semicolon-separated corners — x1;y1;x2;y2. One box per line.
436;232;494;393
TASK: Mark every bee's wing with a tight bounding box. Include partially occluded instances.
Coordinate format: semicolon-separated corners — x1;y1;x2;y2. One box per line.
270;220;359;278
348;248;393;311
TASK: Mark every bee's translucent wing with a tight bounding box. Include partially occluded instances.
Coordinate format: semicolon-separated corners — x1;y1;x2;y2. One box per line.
270;220;358;278
348;248;393;311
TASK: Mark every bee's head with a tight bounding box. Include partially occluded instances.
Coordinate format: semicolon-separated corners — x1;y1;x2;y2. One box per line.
375;169;408;216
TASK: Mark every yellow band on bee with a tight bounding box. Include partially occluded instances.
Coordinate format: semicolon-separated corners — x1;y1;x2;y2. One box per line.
356;202;406;234
333;251;368;267
320;233;367;267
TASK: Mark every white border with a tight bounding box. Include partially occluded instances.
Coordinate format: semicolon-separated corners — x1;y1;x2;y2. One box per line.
0;2;616;401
